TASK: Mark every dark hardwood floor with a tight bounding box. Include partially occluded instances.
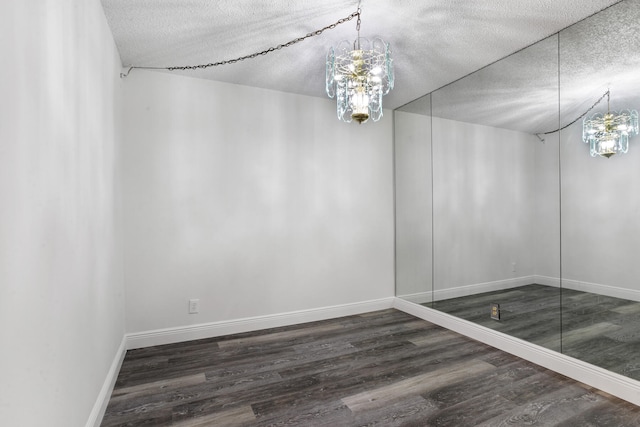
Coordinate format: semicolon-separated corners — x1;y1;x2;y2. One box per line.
431;284;640;380
101;309;640;426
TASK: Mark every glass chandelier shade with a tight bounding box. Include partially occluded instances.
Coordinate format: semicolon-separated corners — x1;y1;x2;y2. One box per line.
583;109;639;158
326;37;394;124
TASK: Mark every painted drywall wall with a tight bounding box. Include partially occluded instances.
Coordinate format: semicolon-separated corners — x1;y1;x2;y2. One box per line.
394;110;433;299
122;70;395;334
0;1;125;426
431;117;537;292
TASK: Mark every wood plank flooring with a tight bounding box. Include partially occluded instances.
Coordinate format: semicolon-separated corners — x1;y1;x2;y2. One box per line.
101;309;640;426
431;284;640;380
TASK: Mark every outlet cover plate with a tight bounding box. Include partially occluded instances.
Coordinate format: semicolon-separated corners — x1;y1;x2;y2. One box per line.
490;303;501;320
189;299;200;314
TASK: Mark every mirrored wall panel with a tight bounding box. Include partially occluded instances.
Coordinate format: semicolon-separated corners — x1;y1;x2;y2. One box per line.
559;0;640;379
395;95;432;302
394;0;640;380
430;33;561;352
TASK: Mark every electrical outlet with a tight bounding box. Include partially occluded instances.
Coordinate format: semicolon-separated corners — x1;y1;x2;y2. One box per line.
511;262;517;272
189;299;200;314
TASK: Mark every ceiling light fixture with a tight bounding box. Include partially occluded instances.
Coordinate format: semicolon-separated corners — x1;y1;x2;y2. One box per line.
325;3;394;124
583;91;638;158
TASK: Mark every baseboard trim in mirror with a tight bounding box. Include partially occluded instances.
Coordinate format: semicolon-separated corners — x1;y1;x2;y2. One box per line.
398;276;640;306
393;297;640;407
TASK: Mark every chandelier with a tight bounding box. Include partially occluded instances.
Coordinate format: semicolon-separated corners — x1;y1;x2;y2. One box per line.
325;5;394;124
583;91;638;158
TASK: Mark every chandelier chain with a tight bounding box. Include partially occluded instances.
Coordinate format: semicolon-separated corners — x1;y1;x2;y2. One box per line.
121;9;360;77
538;90;610;136
353;1;362;50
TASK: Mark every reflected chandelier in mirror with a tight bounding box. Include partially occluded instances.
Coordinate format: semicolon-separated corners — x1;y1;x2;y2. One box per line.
583;91;639;158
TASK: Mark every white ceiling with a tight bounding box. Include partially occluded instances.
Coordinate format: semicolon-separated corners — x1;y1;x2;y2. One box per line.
400;0;640;135
101;0;620;110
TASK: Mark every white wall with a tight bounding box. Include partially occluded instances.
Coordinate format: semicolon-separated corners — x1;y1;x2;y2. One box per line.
122;70;395;334
394;110;433;298
0;1;125;427
432;118;537;293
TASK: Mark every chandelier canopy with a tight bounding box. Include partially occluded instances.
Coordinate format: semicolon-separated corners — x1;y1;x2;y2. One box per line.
325;6;394;124
583;92;639;158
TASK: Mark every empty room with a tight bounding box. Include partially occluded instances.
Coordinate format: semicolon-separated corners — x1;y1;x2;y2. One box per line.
2;0;640;426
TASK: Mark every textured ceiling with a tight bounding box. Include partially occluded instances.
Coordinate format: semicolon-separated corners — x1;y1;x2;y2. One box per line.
101;0;621;110
399;0;640;135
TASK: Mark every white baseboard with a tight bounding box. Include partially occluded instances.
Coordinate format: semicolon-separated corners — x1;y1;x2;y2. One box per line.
86;335;127;427
393;297;640;407
560;278;640;302
433;275;535;301
532;274;561;287
398;276;535;304
126;297;395;350
397;291;432;304
400;276;640;304
534;275;640;302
